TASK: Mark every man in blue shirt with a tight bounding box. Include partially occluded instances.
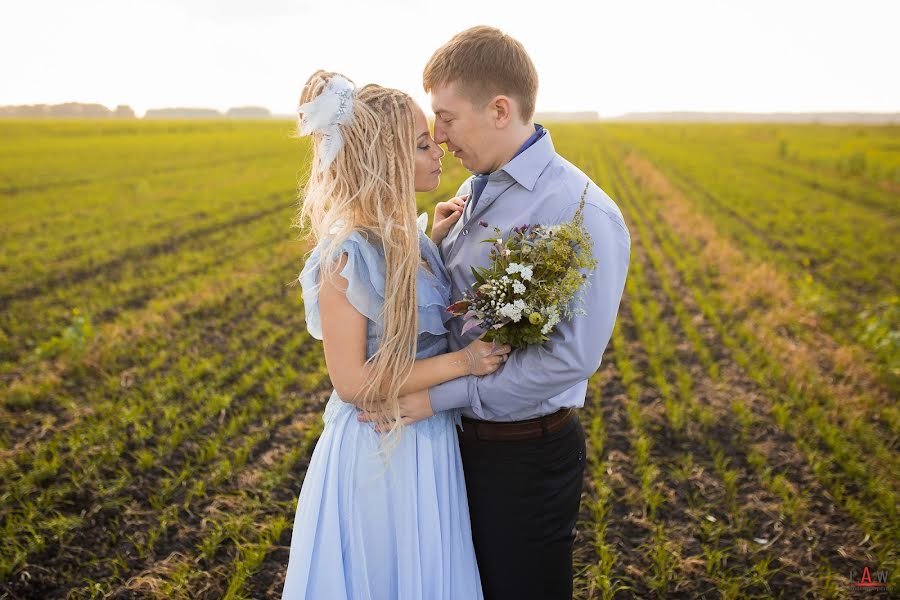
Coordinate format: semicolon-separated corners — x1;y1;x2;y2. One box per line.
402;26;630;599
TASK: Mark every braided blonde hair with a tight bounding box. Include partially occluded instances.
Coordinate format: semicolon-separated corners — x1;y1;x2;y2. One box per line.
292;70;420;451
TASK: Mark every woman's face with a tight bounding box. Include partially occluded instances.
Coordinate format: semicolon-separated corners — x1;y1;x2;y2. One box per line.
412;102;445;192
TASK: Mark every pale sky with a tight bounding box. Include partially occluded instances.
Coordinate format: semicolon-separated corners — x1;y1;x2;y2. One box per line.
2;0;898;118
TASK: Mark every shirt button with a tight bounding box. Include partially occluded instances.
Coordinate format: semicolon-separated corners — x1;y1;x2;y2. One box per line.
463;229;469;235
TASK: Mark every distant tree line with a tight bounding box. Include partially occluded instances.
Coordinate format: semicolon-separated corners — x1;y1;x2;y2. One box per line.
0;103;273;119
606;111;900;124
0;103;136;118
3;104;896;123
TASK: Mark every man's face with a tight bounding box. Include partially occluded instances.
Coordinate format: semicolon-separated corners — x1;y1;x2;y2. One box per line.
430;81;497;175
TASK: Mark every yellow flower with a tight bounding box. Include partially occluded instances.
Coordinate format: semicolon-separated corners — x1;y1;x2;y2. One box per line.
528;312;543;325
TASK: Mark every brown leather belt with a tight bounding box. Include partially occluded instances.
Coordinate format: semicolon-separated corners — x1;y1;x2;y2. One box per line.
458;407;576;442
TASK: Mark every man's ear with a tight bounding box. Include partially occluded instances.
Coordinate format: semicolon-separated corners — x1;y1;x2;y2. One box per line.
489;95;514;128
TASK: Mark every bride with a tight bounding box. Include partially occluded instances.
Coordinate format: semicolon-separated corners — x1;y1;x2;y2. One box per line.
280;70;510;599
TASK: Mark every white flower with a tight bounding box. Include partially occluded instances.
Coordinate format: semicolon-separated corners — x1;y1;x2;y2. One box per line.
498;303;518;321
513;281;526;294
506;263;534;281
540;305;560;334
498;299;528;322
519;266;533;281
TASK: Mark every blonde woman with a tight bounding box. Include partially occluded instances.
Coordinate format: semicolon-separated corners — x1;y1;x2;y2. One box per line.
280;71;509;599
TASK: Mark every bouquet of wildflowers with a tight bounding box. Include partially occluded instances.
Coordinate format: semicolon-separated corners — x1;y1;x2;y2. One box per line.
447;182;598;348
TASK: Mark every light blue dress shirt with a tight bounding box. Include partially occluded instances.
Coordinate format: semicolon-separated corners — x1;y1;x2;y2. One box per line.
466;124;546;218
429;127;632;421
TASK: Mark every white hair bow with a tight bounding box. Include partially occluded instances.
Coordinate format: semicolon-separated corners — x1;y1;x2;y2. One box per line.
297;74;356;173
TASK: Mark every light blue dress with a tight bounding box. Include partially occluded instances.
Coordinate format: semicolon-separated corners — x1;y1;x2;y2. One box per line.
281;225;484;600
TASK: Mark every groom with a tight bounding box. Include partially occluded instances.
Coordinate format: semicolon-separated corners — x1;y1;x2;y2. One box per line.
425;26;629;600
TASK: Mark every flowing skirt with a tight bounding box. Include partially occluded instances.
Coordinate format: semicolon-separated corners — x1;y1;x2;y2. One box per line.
281;392;484;600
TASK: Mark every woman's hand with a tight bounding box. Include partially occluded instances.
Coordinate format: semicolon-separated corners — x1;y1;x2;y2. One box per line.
357;388;433;431
431;194;468;245
460;335;512;376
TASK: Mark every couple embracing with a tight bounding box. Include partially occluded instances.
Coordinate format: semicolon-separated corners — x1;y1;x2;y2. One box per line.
282;25;631;600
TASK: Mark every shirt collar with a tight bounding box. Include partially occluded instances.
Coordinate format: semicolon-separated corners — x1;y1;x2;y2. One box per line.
497;123;554;191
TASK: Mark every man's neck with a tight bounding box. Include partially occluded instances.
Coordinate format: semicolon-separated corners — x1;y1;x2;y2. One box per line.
485;122;536;174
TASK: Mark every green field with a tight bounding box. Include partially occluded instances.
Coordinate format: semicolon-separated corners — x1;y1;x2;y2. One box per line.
1;119;897;598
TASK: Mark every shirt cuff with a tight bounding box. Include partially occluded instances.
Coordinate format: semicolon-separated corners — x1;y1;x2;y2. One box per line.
428;376;471;413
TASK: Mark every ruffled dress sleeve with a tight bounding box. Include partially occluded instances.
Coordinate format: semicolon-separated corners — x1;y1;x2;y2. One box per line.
299;227;454;343
298;231;386;340
416;229;453;337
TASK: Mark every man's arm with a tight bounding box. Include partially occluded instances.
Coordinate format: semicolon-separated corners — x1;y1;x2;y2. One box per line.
428;201;631;420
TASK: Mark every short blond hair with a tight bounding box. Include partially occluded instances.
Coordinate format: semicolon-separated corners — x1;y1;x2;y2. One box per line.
423;26;538;122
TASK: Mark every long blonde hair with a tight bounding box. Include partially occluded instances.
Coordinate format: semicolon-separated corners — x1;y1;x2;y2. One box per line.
292;70;420;450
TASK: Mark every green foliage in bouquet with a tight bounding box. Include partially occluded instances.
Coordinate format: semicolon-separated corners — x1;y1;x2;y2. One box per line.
448;182;598;348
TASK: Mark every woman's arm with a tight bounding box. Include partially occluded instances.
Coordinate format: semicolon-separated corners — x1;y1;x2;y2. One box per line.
430;194;467;245
318;252;494;406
